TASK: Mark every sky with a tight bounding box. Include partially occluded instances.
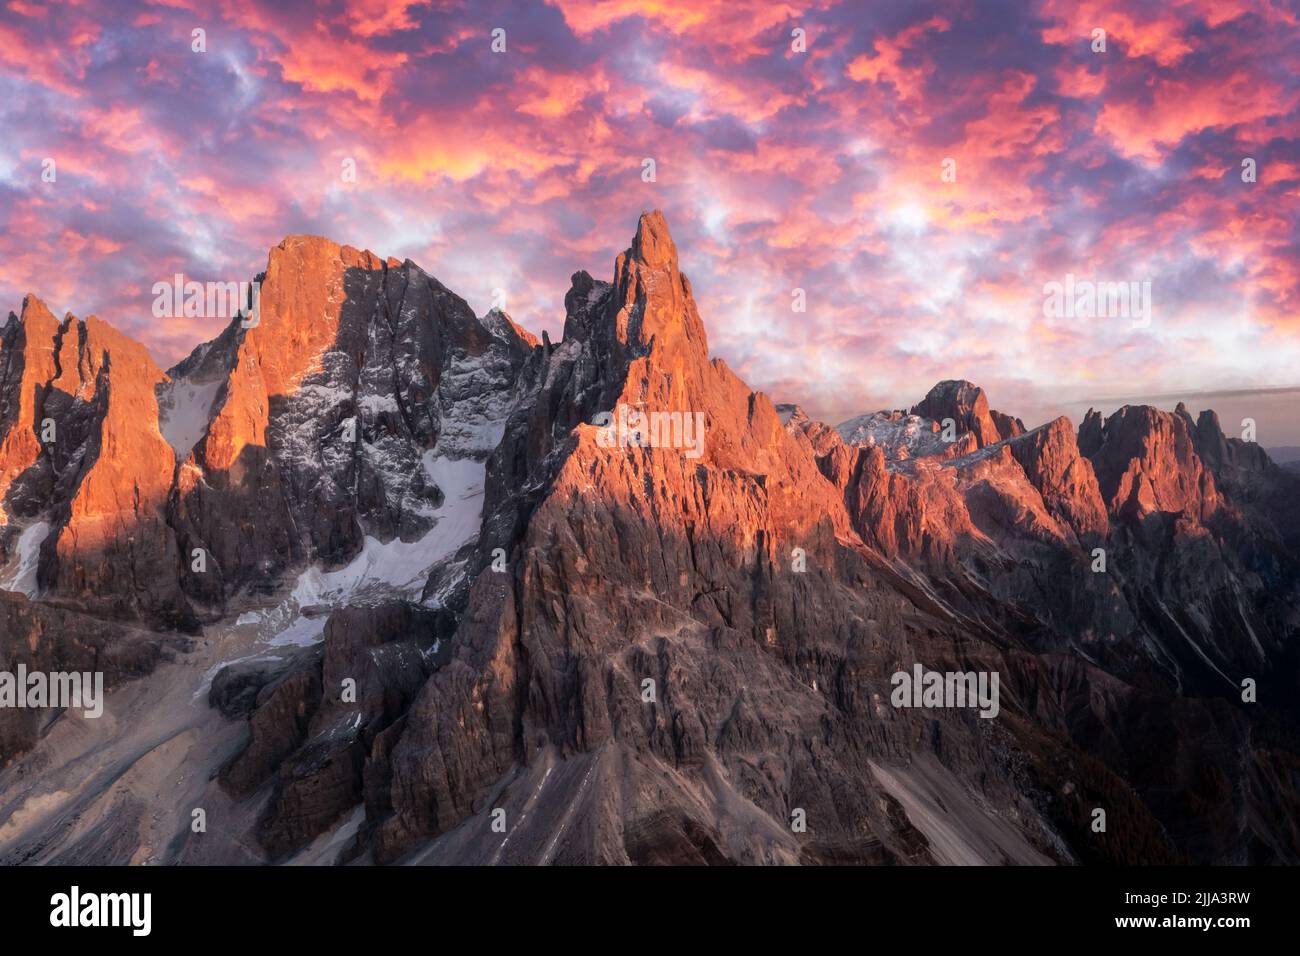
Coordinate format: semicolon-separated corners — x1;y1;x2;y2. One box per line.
1;0;1298;442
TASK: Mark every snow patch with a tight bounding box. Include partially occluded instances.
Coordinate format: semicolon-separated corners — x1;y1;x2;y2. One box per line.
157;377;223;457
269;455;486;646
357;393;399;415
0;521;50;597
268;615;327;649
837;411;948;459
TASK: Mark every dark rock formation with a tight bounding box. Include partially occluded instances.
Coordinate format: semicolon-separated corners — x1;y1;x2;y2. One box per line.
0;589;179;764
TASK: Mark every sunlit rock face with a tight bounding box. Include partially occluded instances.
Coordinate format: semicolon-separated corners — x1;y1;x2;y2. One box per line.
1;212;1298;867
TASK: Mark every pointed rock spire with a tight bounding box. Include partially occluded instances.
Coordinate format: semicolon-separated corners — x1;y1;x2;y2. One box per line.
1193;408;1229;471
1;295;63;507
629;209;679;271
484;307;538;349
1009;416;1108;539
1077;408;1104;458
18;293;60;332
608;210;708;364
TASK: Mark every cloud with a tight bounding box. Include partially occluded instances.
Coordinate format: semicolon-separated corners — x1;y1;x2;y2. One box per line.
0;0;1296;440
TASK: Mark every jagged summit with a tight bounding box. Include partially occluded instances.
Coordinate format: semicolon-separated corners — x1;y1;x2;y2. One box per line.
1;229;539;627
2;211;1299;868
607;209;709;368
629;208;679;271
911;378;1024;448
16;293;59;326
483;306;539;348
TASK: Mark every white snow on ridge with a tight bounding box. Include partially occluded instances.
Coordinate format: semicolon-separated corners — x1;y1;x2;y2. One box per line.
837;411;948;459
0;521;50;597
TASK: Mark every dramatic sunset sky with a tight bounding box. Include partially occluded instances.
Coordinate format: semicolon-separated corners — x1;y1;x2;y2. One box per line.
2;0;1298;441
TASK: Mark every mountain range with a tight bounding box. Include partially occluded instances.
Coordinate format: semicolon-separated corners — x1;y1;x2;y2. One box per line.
1;212;1297;865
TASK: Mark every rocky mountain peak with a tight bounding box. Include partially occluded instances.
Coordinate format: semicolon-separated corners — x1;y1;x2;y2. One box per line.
0;296;60;523
0;297;187;626
1084;403;1219;522
1007;415;1108;540
483;307;538;349
1193;408;1230;469
1077;407;1104;457
252;234;387;396
910;379;1023;448
608;210;708;365
17;293;60;332
629;208;679;271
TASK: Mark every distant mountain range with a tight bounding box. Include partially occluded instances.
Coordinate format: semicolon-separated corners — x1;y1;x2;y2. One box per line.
2;212;1298;865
